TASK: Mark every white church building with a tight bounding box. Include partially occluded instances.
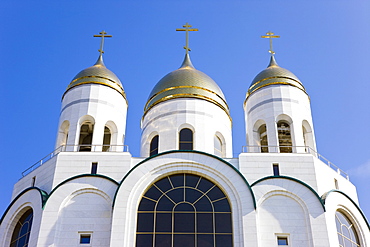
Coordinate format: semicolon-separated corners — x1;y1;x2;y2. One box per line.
0;27;369;247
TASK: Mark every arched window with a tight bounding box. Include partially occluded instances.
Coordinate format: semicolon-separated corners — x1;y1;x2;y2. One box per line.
10;208;33;247
258;124;268;153
103;126;111;152
214;135;223;157
150;135;159;156
335;211;361;247
277;121;292;153
179;128;193;150
136;174;233;247
78;121;94;152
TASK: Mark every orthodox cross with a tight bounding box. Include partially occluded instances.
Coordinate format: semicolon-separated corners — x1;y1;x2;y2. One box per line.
93;30;112;55
261;31;280;55
176;23;198;54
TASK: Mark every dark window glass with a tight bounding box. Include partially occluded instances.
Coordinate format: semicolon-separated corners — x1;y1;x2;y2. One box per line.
136;234;153;247
91;162;98;174
179;128;193;150
277;237;288;245
10;208;33;247
79;122;94;152
173;234;195;246
103;126;111;152
273;164;280;176
80;234;91;244
155;234;171;247
150;135;159;156
136;174;233;246
197;234;214;247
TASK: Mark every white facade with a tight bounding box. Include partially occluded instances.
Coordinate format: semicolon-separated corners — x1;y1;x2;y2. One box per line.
0;47;369;247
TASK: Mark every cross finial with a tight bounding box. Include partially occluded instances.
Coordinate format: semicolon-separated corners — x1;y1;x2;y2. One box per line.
93;30;112;55
176;23;198;54
261;31;280;55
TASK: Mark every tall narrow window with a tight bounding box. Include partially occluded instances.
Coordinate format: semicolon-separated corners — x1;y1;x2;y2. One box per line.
277;121;292;153
103;126;111;152
79;122;94;152
136;174;233;247
273;163;280;176
10;208;33;247
335;211;360;247
91;162;98;174
150;135;159;156
258;124;268;153
214;135;223;157
179;128;193;150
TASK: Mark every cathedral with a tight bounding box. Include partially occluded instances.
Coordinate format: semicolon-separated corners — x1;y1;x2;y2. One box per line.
0;25;369;247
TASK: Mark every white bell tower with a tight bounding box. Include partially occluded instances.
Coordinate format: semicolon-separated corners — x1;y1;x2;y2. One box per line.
244;32;316;154
55;31;128;152
140;23;232;158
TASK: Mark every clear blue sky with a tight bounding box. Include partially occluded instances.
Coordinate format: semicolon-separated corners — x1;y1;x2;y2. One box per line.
1;1;369;222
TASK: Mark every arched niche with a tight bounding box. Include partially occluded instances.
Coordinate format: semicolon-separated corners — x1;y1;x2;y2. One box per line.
56;120;70;149
78;115;95;152
253;120;268;153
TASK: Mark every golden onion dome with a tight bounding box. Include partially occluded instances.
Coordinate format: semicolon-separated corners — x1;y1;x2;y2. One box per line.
144;54;229;117
63;55;127;102
246;56;306;100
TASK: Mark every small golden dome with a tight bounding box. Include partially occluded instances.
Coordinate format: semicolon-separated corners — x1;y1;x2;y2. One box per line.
144;54;229;117
63;55;127;101
246;56;306;99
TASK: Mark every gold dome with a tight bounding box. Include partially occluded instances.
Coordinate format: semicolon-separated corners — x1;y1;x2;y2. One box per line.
144;54;229;117
63;55;127;102
246;56;306;99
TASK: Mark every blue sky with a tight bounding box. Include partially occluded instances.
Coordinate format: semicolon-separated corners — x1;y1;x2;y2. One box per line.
1;1;369;223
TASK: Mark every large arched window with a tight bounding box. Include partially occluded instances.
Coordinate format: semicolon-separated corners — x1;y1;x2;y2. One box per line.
277;121;292;153
179;128;193;150
150;135;159;156
103;126;111;152
335;211;361;247
10;208;33;247
136;173;233;247
258;124;268;153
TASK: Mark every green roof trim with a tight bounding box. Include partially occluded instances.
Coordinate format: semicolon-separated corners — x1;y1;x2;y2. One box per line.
322;189;370;231
43;174;119;209
0;187;48;225
112;150;256;209
251;175;326;212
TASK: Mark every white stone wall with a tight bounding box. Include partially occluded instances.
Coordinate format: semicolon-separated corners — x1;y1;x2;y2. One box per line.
141;98;233;158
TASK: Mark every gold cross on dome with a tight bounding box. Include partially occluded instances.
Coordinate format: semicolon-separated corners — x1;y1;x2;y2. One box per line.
93;30;112;55
261;31;280;55
176;23;198;54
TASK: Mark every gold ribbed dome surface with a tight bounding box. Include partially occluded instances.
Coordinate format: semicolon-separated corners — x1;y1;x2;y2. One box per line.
144;54;229;116
63;55;126;100
247;56;306;98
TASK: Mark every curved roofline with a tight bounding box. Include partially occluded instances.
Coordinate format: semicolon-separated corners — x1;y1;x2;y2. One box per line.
0;187;48;225
112;150;256;209
251;175;326;212
321;189;370;231
43;174;119;209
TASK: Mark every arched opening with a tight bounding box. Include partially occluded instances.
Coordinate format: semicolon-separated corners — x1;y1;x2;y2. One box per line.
103;126;111;152
258;124;268;153
136;173;233;247
214;135;223;157
179;128;193;150
335;211;361;247
56;120;69;148
277;120;292;153
302;120;315;152
78;121;94;152
150;135;159;156
10;208;33;247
